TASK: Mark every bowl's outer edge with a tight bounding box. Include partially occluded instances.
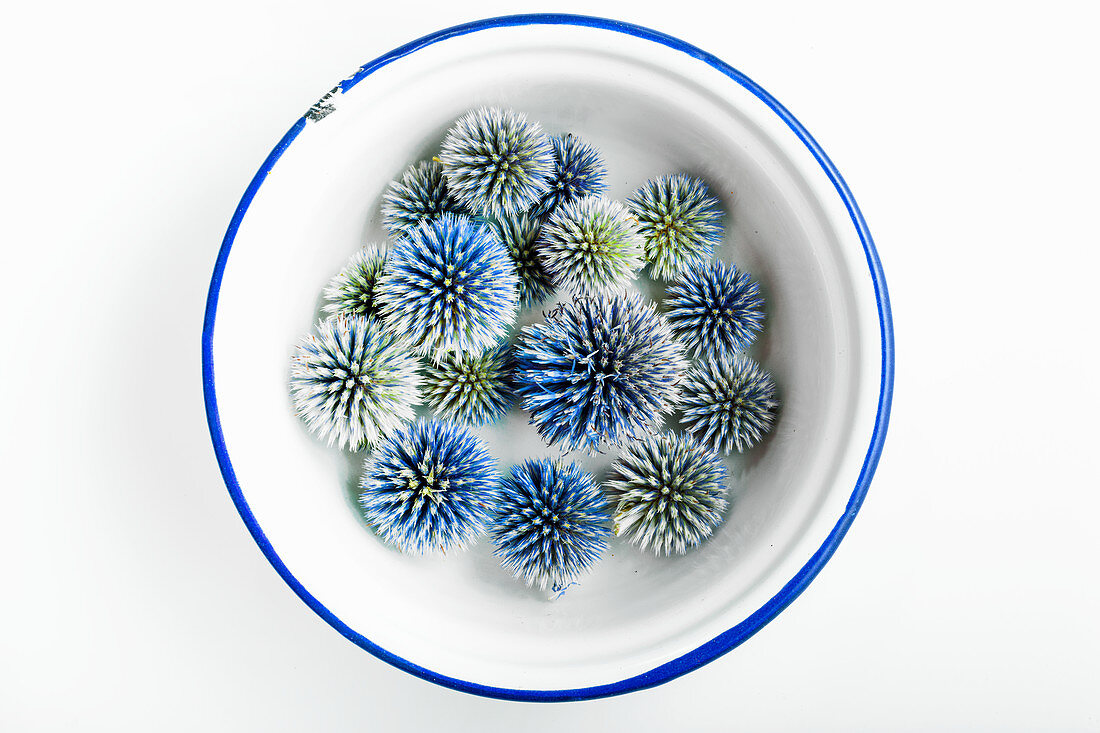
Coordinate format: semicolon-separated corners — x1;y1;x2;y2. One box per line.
201;12;894;703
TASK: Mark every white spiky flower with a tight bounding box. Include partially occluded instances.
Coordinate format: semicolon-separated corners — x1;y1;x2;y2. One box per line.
491;212;554;307
681;354;779;454
381;160;464;238
321;244;388;319
605;432;728;556
439;107;554;216
422;345;513;427
289;314;421;451
627;174;724;281
535;195;645;294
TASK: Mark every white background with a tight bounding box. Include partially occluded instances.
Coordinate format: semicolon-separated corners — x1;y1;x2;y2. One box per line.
2;1;1097;730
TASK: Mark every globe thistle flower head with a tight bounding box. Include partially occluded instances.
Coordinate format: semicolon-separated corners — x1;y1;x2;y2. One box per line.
321;244;388;320
422;345;514;427
664;260;765;359
381;159;464;238
492;458;610;591
289;314;421;452
377;213;519;359
681;354;779;454
530;133;607;219
359;419;499;554
627;174;724;280
536;195;645;294
439;107;554;217
491;212;554;307
605;432;728;556
513;292;688;452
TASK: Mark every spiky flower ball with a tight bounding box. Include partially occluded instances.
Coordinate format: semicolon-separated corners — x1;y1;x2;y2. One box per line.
381;160;464;238
322;245;388;320
627;174;724;280
289;314;420;451
604;433;728;556
536;195;645;294
439;107;554;216
359;419;498;554
376;213;519;358
665;260;765;359
491;458;610;590
681;355;779;454
422;345;513;427
531;133;607;219
513;292;688;452
492;212;554;307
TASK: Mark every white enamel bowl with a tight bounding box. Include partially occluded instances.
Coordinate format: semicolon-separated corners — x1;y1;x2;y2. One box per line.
202;14;893;701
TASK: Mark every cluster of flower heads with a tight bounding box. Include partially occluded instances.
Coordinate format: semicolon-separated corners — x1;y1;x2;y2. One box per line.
289;107;782;594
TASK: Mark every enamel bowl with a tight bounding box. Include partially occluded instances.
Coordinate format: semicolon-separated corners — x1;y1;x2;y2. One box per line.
202;14;893;701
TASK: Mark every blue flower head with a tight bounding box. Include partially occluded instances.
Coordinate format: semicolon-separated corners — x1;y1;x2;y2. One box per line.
322;244;388;320
377;213;519;359
422;344;514;428
626;174;724;280
289;314;421;451
491;212;555;307
381;160;465;238
536;195;645;294
530;133;607;219
513;292;688;452
359;419;499;554
605;432;728;556
664;260;764;360
681;354;779;454
492;458;610;591
439;107;554;216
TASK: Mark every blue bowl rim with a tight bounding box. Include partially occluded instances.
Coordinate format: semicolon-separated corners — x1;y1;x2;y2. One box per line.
201;12;895;703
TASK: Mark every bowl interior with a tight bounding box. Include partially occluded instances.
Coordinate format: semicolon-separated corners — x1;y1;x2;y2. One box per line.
209;23;879;692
